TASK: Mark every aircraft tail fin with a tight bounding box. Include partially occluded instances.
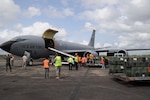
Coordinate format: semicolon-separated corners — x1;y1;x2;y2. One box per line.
88;30;95;47
42;29;58;39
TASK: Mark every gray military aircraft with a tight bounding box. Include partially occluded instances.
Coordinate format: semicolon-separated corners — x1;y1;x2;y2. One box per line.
0;29;101;64
1;28;150;65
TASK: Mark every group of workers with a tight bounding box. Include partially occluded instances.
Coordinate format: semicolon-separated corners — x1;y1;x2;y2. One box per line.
67;53;86;70
4;53;62;79
5;52;107;79
43;53;87;79
5;54;29;72
43;52;108;79
68;53;108;70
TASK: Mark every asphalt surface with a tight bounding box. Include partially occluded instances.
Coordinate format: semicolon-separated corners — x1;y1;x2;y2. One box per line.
0;57;150;100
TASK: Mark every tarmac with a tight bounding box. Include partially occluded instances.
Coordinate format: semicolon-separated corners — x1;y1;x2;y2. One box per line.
1;56;150;100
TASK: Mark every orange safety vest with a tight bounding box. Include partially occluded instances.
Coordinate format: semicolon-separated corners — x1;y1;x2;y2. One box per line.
101;58;105;64
81;57;86;64
78;56;81;62
43;59;50;68
148;67;150;72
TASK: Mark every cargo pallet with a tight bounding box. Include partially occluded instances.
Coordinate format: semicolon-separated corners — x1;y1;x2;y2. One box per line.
109;55;150;82
110;73;150;82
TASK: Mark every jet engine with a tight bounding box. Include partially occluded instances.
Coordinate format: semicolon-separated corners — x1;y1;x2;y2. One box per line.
107;49;128;56
83;50;99;57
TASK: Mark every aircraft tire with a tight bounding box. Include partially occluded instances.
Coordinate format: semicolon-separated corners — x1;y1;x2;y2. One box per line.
28;58;33;66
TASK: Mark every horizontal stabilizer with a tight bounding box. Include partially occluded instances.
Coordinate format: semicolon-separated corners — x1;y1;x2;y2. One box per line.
48;47;75;58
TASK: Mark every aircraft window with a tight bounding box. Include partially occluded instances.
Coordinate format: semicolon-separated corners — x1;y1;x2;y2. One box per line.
36;45;38;48
20;45;25;48
30;45;34;48
16;39;26;42
35;45;41;49
10;38;26;42
39;46;42;49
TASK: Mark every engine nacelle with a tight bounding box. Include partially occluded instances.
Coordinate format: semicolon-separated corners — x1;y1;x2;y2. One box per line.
117;49;128;56
83;50;99;57
107;49;128;56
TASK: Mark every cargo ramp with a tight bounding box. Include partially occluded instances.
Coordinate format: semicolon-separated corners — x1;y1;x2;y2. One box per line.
48;47;75;58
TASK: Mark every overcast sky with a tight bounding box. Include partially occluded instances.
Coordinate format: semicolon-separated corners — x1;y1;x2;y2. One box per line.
1;0;150;54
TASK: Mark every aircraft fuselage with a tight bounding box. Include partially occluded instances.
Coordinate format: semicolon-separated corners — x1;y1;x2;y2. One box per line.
0;35;97;59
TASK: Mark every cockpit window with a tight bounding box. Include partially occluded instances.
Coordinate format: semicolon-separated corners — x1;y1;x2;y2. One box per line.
10;37;26;42
16;38;26;41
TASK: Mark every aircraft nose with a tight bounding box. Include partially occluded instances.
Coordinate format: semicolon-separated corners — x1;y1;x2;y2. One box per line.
0;41;14;52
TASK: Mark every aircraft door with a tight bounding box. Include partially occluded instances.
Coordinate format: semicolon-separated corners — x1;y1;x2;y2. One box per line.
42;29;58;49
44;39;55;48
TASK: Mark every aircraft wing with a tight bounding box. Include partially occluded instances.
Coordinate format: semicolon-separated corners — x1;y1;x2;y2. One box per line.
95;48;150;56
125;48;150;51
95;48;150;52
62;49;105;53
61;49;102;56
62;50;88;53
95;49;109;52
61;48;150;56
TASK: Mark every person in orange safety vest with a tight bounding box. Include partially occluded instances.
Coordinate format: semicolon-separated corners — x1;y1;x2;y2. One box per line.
81;57;86;67
43;57;50;78
78;56;82;67
101;57;105;69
